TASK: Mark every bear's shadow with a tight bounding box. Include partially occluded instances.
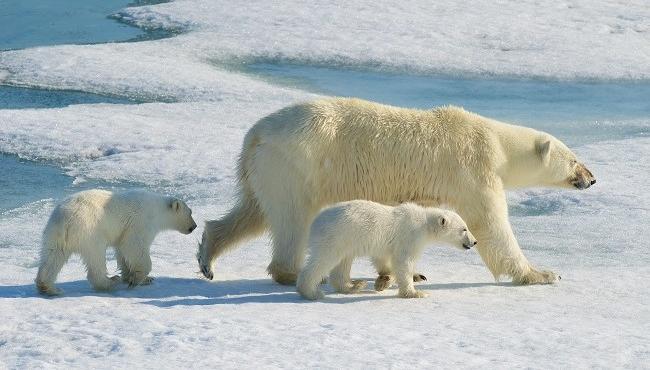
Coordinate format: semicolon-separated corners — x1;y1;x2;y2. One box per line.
0;277;503;306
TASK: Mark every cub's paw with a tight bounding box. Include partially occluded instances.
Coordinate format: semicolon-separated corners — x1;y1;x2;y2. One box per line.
413;273;427;283
374;274;394;291
127;272;152;288
337;279;368;294
93;277;119;292
350;279;367;292
36;281;64;296
399;290;429;299
297;287;324;301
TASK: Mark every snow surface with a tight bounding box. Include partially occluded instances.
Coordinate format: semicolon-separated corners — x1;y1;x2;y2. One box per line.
1;1;649;368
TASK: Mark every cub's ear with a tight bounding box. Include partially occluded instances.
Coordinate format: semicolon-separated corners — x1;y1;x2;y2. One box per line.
439;216;446;227
536;137;552;166
170;199;181;212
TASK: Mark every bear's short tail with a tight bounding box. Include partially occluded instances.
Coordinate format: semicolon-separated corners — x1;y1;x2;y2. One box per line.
197;129;267;280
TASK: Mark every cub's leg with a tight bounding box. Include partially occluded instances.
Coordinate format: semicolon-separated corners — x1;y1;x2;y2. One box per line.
115;248;132;283
117;235;153;288
81;244;119;291
35;246;71;296
297;246;343;300
394;255;428;298
373;256;426;291
329;257;366;294
372;256;394;291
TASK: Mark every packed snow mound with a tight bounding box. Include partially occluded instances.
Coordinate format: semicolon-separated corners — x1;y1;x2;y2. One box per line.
1;0;650;103
111;0;650;79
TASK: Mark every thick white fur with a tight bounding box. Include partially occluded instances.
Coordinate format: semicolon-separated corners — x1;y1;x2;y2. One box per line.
198;97;595;285
296;201;477;300
36;189;196;295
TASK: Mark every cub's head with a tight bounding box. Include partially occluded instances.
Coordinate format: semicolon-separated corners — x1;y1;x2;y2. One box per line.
428;210;477;251
167;198;197;234
536;135;596;190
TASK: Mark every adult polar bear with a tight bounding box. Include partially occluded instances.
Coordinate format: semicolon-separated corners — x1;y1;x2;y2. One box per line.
198;97;596;285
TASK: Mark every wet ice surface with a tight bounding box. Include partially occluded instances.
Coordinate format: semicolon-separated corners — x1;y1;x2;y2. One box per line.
0;1;649;368
0;153;137;212
0;86;136;109
246;63;650;147
0;0;169;51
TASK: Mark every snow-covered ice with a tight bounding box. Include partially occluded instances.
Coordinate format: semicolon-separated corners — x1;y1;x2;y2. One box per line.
1;1;649;368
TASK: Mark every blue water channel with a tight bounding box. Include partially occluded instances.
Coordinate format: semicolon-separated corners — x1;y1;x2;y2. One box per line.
0;0;159;210
245;63;650;147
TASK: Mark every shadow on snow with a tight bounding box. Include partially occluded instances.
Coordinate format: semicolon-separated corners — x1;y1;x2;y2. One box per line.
0;277;504;306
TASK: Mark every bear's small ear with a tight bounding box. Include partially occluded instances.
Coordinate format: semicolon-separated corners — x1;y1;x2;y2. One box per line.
170;199;180;212
439;216;446;227
536;137;552;166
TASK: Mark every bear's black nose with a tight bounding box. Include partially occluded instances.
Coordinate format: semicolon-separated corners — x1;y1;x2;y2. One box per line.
590;179;596;185
189;225;197;233
473;241;478;246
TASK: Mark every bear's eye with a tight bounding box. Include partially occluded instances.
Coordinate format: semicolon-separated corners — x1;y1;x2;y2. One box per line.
462;228;467;232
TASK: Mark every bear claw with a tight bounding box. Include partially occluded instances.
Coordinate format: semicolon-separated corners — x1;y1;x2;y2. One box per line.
413;274;427;282
199;260;213;280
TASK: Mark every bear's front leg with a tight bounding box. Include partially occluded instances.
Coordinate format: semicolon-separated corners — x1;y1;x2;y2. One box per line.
394;256;428;298
117;235;154;288
115;249;133;283
81;247;119;292
127;272;154;288
465;189;558;285
126;254;153;288
373;256;426;291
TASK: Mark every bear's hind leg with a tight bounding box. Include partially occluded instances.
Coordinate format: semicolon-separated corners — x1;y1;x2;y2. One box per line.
372;256;394;291
35;246;71;296
266;211;313;286
296;242;346;300
330;257;366;294
373;256;426;291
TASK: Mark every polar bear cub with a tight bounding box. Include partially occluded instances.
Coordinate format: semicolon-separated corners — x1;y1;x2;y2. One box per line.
35;189;197;295
297;200;477;300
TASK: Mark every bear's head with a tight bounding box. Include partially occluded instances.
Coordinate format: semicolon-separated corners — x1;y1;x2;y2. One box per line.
428;209;477;251
536;135;596;190
167;198;197;234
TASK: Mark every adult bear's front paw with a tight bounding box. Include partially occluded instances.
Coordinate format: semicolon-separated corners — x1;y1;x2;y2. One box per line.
197;254;214;280
513;268;558;285
399;289;429;298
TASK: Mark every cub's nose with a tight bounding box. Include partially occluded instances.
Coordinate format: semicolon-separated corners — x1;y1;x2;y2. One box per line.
590;179;596;185
188;224;197;233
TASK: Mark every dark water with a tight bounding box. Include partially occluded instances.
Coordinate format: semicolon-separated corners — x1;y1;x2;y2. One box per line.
0;85;135;109
246;63;650;145
0;0;170;109
0;153;135;212
0;0;170;51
